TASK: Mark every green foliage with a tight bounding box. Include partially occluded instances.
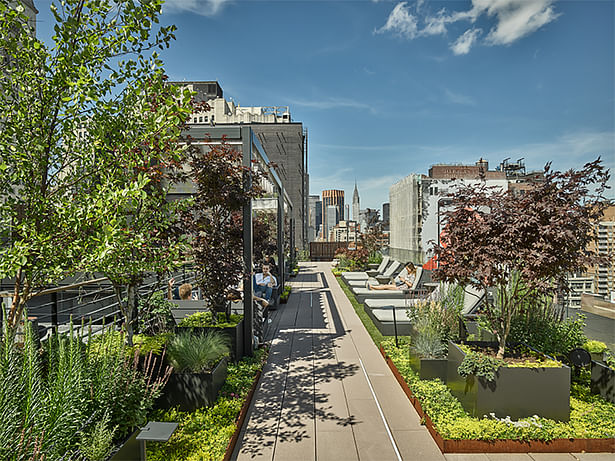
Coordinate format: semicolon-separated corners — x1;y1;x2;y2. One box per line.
139;292;176;335
167;332;230;373
367;252;383;264
147;349;267;460
177;312;242;328
132;333;174;356
279;284;292;302
508;302;587;358
383;340;615;441
583;340;608;354
0;0;190;332
79;412;116;461
297;250;310;262
335;247;369;272
457;348;504;382
0;320;169;460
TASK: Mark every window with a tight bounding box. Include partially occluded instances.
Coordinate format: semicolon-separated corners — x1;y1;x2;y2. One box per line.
199;116;203;123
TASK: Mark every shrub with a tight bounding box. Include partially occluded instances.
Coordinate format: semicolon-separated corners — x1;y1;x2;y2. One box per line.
79;412;116;461
0;321;170;460
457;348;504;382
138;292;176;335
334;247;369;271
583;340;608;354
507;298;587;358
167;332;230;373
178;312;242;328
132;333;175;356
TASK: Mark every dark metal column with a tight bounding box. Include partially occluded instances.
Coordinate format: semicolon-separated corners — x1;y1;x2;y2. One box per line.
241;128;254;356
277;191;285;289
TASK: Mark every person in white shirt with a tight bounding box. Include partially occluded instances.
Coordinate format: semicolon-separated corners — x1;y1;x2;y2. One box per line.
253;263;276;302
368;263;416;290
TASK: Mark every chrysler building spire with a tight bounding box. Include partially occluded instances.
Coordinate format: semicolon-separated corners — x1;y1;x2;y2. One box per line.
352;180;360;222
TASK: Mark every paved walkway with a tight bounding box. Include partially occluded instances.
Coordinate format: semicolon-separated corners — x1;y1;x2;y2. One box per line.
232;263;611;461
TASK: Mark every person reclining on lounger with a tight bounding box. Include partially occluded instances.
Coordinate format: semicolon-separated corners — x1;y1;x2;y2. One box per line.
367;263;416;290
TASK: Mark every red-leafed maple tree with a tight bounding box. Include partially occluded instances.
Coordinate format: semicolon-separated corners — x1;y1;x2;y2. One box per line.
433;158;610;358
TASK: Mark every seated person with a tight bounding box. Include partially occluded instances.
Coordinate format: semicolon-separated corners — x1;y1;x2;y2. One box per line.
230;278;271;308
167;277;193;300
253;263;277;302
368;263;416;291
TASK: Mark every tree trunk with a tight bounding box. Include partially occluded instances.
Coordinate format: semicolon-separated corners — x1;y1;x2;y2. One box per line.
125;284;137;347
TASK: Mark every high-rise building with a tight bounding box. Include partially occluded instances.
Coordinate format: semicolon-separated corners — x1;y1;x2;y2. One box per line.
389;159;513;263
587;204;615;299
344;204;350;222
322;190;344;241
325;205;338;242
307;195;320;243
169;81;309;249
382;203;390;232
352;181;360;222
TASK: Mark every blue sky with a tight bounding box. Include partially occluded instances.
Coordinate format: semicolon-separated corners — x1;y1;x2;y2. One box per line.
35;0;614;211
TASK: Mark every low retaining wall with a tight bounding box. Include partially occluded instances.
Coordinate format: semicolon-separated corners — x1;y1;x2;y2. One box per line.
379;346;615;453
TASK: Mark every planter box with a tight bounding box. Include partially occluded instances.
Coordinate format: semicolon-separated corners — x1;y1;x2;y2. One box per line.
409;350;448;382
176;319;244;361
380;346;613;453
591;360;615;404
158;357;228;412
446;341;570;421
109;429;140;460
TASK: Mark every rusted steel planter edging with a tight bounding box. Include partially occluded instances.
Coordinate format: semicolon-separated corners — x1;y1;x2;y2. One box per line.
223;369;263;461
379;345;615;453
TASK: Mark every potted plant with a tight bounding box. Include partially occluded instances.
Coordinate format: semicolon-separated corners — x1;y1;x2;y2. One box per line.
591;350;615;404
176;311;244;360
446;340;570;421
584;340;608;362
159;331;230;411
279;285;292;304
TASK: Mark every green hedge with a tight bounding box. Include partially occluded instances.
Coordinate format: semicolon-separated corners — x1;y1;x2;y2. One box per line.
146;348;267;460
383;339;615;441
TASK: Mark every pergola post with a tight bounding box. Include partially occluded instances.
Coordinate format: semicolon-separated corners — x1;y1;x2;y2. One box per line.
277;188;285;288
241;127;254;357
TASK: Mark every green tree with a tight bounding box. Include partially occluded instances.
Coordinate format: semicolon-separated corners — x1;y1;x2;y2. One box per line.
0;0;181;332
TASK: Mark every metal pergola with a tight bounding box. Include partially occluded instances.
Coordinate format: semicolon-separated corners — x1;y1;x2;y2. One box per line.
178;126;294;356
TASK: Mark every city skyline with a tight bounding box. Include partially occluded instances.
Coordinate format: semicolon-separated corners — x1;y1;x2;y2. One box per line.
33;1;615;208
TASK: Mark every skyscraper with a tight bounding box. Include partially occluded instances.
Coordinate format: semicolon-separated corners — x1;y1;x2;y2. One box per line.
322;190;344;241
352;181;360;222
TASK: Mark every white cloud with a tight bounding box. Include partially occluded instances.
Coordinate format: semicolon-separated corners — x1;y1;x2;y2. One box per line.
163;0;231;17
288;97;376;113
450;28;482;55
376;0;560;55
444;88;477;106
481;0;560;45
374;2;418;39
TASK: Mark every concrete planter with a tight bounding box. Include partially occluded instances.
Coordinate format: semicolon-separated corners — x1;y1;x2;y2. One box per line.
591;360;615;404
176;319;244;361
446;341;570;421
409;350;448;382
158;357;228;412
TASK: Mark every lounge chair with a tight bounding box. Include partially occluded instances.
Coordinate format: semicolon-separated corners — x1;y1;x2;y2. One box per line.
349;260;403;291
341;256;390;283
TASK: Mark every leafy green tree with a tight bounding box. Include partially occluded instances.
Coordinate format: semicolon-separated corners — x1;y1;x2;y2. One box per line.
0;0;181;332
